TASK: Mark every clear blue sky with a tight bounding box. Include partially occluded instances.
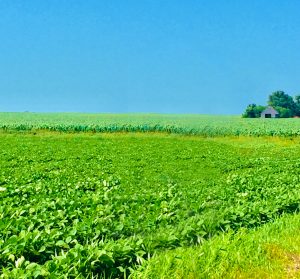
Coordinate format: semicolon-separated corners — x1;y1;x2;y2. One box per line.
1;0;300;114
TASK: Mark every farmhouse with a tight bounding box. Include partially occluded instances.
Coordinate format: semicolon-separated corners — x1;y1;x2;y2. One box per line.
261;106;279;118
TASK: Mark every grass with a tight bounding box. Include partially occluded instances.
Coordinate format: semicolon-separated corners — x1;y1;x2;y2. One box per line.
132;213;300;279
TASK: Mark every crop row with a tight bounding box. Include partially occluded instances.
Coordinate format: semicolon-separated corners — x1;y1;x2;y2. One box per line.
1;112;300;136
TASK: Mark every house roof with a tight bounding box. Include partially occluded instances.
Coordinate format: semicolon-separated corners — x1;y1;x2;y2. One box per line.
261;106;279;115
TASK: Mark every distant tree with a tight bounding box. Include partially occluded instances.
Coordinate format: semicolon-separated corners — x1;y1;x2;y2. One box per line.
275;107;294;118
294;95;300;116
242;104;265;118
243;91;300;118
268;91;297;116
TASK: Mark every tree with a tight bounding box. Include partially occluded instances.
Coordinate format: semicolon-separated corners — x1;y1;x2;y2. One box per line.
294;95;300;116
243;91;300;118
268;91;297;116
242;104;265;118
275;107;294;118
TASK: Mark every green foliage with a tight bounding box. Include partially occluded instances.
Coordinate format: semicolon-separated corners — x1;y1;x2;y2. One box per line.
243;91;300;118
275;106;294;118
242;104;265;118
267;91;300;118
2;112;300;136
294;95;300;117
268;91;297;113
1;133;300;277
132;213;300;279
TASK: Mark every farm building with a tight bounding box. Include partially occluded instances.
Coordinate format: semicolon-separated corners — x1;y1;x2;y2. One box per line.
261;106;279;118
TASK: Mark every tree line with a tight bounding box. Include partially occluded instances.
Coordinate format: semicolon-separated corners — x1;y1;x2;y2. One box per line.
243;91;300;118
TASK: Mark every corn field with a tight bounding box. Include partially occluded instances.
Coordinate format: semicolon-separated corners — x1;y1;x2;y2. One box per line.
1;112;300;136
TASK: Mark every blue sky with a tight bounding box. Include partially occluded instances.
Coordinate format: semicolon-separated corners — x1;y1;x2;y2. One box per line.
1;0;300;114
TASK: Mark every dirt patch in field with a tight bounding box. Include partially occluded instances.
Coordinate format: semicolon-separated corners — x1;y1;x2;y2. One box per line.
265;243;300;278
285;253;300;278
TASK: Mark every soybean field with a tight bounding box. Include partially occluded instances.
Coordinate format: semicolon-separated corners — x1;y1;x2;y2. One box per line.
1;126;300;278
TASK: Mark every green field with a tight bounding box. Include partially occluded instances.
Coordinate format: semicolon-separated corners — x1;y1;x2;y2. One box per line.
1;112;300;136
0;114;300;278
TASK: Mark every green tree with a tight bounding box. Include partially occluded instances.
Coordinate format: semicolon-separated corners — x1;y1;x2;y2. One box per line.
294;95;300;116
268;91;297;117
242;104;265;118
275;107;294;118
